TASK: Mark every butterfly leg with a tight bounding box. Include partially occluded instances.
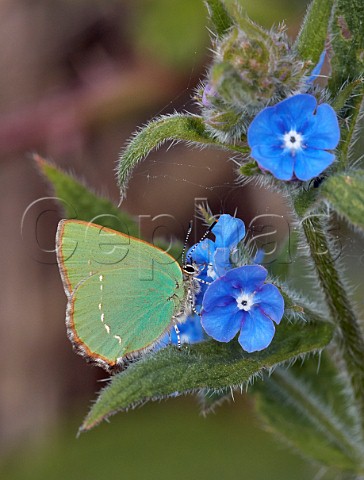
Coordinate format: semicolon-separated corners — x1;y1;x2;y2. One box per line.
191;305;201;317
187;287;202;317
173;323;181;350
195;277;211;286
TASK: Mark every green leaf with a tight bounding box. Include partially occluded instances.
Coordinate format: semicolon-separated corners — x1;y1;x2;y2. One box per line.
81;318;333;431
117;113;248;198
253;355;362;471
320;170;364;231
294;0;334;65
330;0;364;93
35;155;138;236
205;0;233;37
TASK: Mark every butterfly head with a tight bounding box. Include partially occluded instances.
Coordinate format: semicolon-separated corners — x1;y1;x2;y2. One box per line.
182;263;199;278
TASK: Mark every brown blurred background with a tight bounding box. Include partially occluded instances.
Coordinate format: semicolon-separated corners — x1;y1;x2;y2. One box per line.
0;1;322;479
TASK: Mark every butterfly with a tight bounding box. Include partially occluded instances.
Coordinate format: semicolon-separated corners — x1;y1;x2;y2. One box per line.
56;220;199;372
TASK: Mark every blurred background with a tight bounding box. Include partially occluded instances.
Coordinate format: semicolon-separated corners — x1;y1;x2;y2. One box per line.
1;0;348;478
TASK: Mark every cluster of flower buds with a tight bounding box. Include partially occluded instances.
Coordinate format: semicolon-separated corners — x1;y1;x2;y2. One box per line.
198;16;311;142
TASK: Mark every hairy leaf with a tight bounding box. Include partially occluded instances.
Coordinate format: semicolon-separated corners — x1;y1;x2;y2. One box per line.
117;114;248;198
330;0;364;93
253;355;362;471
340;85;364;166
35;155;138;236
295;0;334;65
331;79;363;113
205;0;233;37
320;170;364;231
81;318;333;431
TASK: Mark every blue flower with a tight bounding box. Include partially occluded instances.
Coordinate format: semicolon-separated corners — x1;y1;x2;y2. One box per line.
247;94;340;181
201;265;284;352
187;214;246;282
158;315;205;348
307;50;326;84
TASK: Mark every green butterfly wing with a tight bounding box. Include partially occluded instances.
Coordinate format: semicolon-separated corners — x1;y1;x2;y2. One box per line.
56;220;185;370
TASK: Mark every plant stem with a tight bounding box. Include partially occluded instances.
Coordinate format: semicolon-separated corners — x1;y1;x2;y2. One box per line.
302;215;364;434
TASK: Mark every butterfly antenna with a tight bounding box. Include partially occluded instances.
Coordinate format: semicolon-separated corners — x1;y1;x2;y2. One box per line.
185;219;217;264
181;220;194;265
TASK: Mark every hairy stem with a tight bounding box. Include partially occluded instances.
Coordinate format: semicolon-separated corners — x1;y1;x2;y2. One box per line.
302;215;364;434
269;369;360;462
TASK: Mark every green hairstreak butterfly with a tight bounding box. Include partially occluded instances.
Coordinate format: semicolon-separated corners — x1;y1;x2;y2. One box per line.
56;220;198;371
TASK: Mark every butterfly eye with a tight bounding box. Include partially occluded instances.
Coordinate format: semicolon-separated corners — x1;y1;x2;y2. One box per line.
183;264;197;275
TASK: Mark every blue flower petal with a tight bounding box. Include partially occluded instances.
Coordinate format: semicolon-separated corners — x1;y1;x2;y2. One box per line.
202;275;237;311
158;316;205;348
251;145;294;180
305;103;340;150
187;238;215;264
253;284;284;324
253;249;265;264
239;309;275;352
275;94;317;131
213;247;231;277
173;317;205;344
212;214;246;249
223;265;267;294
201;303;243;342
294;148;335;181
251;143;282;161
247;105;285;147
307;50;326;84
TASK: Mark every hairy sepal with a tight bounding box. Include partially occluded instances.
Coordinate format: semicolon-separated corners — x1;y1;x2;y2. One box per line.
204;0;233;38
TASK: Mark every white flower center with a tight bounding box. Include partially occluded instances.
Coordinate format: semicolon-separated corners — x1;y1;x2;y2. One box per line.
236;291;255;311
283;129;303;153
206;263;218;280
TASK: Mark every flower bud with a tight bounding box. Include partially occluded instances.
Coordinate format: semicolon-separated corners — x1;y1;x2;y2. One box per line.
198;17;311;142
